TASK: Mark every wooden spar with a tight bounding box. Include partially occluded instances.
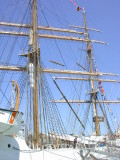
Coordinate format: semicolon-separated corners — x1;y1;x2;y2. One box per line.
0;65;26;71
42;68;118;77
38;26;86;35
53;79;85;129
0;65;118;77
0;30;28;36
38;34;107;44
69;25;101;32
53;77;120;83
0;30;107;44
0;22;86;35
50;60;64;66
51;100;120;104
83;8;99;136
0;22;30;28
77;62;86;70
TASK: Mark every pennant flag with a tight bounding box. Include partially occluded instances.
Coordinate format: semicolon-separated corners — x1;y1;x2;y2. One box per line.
77;7;81;12
101;88;104;93
91;40;119;127
99;81;101;84
69;0;82;11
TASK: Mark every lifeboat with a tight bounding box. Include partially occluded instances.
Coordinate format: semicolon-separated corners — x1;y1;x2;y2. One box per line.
0;80;23;136
0;109;23;135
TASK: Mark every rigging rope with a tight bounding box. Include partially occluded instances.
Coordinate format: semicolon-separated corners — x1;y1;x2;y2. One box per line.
91;46;119;134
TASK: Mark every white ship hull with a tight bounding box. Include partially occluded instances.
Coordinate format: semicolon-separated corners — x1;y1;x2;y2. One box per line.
0;136;81;160
0;135;119;160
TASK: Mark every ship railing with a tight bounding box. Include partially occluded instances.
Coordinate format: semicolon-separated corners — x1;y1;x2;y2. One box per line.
40;143;81;150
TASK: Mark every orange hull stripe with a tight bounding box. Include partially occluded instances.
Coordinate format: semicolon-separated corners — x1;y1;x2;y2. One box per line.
9;112;17;124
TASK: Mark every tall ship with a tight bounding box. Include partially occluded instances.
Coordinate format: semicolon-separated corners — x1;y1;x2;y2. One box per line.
0;0;120;159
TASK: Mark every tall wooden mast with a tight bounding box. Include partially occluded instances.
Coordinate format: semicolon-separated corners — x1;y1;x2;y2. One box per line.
83;8;100;136
32;0;39;148
0;2;119;139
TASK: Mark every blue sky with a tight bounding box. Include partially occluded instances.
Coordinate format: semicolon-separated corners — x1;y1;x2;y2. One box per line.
39;0;120;134
38;0;120;74
0;0;120;73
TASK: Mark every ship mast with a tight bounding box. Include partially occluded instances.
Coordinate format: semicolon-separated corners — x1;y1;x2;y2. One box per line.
32;0;39;148
83;8;100;136
0;2;120;142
